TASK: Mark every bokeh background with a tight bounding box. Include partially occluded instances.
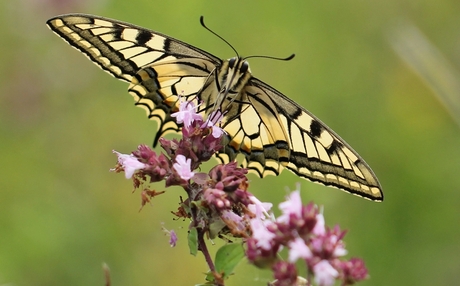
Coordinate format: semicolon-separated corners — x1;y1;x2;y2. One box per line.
1;1;459;285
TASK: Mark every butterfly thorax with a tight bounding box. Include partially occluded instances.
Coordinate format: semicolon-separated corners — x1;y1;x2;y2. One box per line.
198;57;252;120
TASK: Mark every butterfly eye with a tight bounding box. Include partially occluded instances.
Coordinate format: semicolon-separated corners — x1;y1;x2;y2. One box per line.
228;57;237;69
240;61;249;74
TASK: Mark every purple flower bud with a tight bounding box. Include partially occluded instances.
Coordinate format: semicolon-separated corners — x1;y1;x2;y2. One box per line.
341;258;369;283
272;261;297;286
209;162;248;193
203;187;231;210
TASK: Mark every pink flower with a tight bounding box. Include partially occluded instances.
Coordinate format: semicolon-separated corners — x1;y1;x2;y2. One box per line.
161;224;178;247
313;260;339;286
112;150;146;179
310;227;348;258
203;110;225;138
210;125;224;138
248;196;273;220
250;218;276;250
288;237;312;262
312;213;326;236
171;99;202;127
331;234;348;257
277;189;303;223
173;155;194;180
221;210;246;233
169;230;178;247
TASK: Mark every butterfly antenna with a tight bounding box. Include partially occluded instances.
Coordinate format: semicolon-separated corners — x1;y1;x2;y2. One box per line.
244;53;296;62
200;16;239;57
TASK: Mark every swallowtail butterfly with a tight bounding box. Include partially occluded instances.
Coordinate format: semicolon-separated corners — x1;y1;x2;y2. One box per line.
46;14;383;201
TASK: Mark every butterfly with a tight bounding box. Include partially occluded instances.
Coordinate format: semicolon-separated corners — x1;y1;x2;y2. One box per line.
46;14;383;201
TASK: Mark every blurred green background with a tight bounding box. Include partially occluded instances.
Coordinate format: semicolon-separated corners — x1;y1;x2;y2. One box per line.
1;0;459;285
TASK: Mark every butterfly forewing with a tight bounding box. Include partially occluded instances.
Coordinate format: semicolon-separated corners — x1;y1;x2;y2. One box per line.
47;14;221;142
128;58;217;142
46;14;383;201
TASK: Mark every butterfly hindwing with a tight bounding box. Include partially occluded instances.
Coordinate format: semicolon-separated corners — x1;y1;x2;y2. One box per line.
249;79;382;200
211;75;382;201
215;86;291;178
47;14;383;201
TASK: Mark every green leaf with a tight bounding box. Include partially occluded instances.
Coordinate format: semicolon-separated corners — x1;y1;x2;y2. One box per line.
188;227;198;256
214;243;245;279
204;270;215;283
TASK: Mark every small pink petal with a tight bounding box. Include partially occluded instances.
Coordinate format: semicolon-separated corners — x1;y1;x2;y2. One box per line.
288;237;312;262
313;260;339;286
277;190;302;223
113;150;146;179
173;155;194;180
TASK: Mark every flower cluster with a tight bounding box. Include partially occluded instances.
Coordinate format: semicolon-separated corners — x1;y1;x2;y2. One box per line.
110;98;370;286
247;189;368;286
111;99;255;239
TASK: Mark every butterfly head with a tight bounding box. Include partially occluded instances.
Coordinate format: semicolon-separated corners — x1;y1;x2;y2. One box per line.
228;57;251;75
218;57;252;93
